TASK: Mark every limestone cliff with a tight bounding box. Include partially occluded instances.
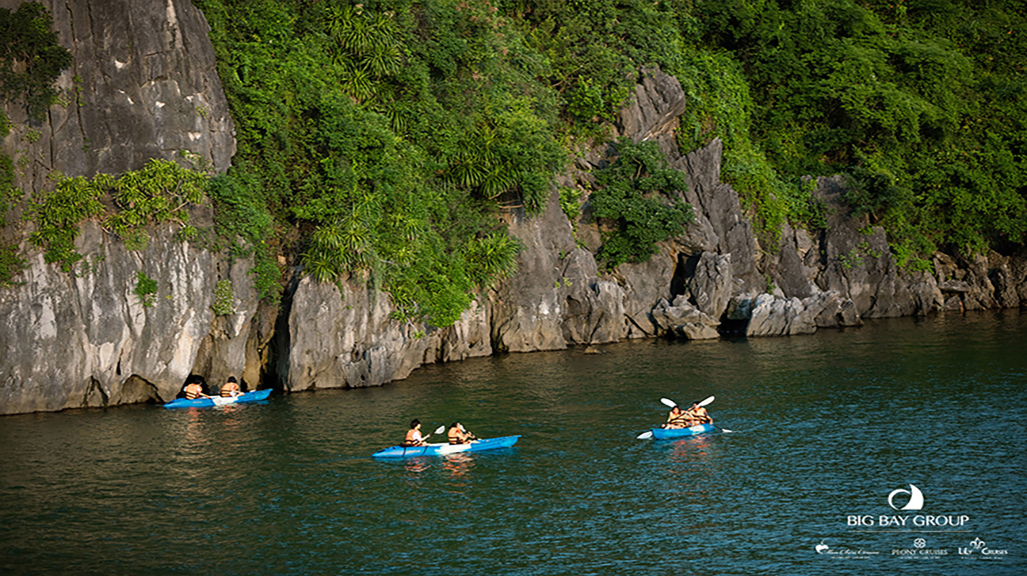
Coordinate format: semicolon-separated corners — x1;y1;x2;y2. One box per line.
1;0;235;192
1;0;248;415
1;5;1025;415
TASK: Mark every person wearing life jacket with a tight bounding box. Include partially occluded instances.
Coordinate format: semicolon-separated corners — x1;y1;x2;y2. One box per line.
184;381;208;400
686;400;712;425
220;376;241;397
447;422;476;445
663;406;690;429
404;419;426;446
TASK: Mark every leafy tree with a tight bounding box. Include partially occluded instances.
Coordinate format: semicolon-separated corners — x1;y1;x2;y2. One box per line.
0;2;72;120
592;139;694;267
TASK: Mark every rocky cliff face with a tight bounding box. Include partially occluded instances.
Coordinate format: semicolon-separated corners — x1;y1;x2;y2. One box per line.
2;6;1025;416
1;0;247;415
277;69;1024;397
1;0;235;193
0;221;259;413
280;275;491;392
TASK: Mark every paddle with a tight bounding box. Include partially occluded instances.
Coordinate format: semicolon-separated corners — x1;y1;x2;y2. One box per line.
661;395;715;409
422;425;446;442
458;423;478;442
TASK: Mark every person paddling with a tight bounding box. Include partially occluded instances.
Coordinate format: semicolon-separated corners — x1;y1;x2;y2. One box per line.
183;381;208;400
220;376;241;397
404;419;427;446
685;400;712;425
447;422;477;445
663;406;690;429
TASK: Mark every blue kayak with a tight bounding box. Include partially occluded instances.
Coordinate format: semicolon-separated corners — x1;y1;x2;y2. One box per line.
163;388;272;409
372;435;520;458
650;424;715;439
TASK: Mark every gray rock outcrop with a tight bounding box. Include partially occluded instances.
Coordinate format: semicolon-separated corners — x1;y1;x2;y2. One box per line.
651;296;720;340
742;291;846;337
1;0;242;415
615;70;689;144
1;0;235;196
281;274;492;392
687;251;733;319
0;222;256;415
803;175;941;318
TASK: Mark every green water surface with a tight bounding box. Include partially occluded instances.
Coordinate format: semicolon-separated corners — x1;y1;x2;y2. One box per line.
1;311;1024;575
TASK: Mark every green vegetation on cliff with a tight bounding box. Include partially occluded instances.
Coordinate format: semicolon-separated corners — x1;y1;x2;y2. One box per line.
592;138;695;267
695;0;1027;262
3;1;1025;321
0;2;72;121
193;0;1026;318
196;0;564;321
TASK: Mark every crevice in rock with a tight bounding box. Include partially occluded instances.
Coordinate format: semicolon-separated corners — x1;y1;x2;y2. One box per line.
83;376;108;407
266;269;301;391
671;253;699;299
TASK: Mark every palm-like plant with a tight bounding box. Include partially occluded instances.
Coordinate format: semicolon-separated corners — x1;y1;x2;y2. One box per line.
329;6;402;103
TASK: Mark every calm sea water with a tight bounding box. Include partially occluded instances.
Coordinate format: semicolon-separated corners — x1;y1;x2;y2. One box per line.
1;311;1024;575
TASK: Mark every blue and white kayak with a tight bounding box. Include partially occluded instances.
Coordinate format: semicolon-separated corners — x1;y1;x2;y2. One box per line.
372;435;520;458
163;388;272;409
650;424;715;440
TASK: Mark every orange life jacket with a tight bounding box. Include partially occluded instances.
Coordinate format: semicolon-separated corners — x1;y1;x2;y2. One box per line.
220;382;240;397
668;410;689;426
694;407;710;423
448;428;465;445
404;429;423;446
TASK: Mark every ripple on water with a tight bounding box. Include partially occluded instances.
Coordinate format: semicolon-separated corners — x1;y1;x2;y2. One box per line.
0;311;1024;575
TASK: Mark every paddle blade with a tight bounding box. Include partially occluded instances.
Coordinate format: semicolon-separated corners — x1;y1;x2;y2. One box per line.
660;397;678;408
434;425;446;435
719;428;734;433
698;395;715;407
636;431;654;440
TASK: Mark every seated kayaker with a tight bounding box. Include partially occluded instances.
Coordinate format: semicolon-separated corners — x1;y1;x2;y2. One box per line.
220;376;241;397
184;381;208;400
684;401;712;424
447;422;477;445
663;406;690;429
403;419;426;446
